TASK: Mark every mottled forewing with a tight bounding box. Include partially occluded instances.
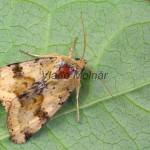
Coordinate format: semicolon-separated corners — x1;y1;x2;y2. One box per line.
0;57;55;111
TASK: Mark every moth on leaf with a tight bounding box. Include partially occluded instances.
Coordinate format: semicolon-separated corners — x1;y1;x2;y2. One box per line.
0;13;112;144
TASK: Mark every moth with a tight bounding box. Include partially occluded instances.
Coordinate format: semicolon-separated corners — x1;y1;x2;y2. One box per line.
0;14;112;144
0;14;88;144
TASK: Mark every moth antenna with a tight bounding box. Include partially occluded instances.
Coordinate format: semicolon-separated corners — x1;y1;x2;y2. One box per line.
69;37;78;58
85;65;113;98
80;12;86;60
20;50;43;58
20;50;57;58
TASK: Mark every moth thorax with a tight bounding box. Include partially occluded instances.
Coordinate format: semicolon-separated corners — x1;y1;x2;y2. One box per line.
57;65;74;79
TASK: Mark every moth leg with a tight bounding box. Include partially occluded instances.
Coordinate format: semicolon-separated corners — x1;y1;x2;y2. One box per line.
69;37;78;58
20;50;57;58
76;80;81;122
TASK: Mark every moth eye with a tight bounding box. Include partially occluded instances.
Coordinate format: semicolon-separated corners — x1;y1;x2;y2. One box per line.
56;65;74;79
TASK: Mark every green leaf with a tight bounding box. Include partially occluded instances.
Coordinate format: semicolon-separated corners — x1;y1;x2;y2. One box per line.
0;0;149;149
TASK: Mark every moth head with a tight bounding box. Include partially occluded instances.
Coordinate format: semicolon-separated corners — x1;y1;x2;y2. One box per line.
75;58;86;70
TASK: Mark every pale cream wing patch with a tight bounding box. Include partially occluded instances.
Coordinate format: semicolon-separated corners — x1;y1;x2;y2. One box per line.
7;78;77;144
0;57;56;111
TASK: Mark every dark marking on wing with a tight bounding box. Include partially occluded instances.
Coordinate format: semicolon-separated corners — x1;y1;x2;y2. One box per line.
58;101;65;106
32;81;47;95
13;77;35;96
12;64;23;78
12;65;22;73
58;95;62;99
18;92;29;99
66;87;72;93
24;131;33;141
29;71;51;95
34;109;49;121
34;58;40;63
40;62;43;66
19;95;44;111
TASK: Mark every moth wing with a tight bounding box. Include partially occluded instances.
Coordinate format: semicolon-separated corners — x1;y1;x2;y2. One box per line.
0;54;81;144
0;56;57;111
7;78;76;144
